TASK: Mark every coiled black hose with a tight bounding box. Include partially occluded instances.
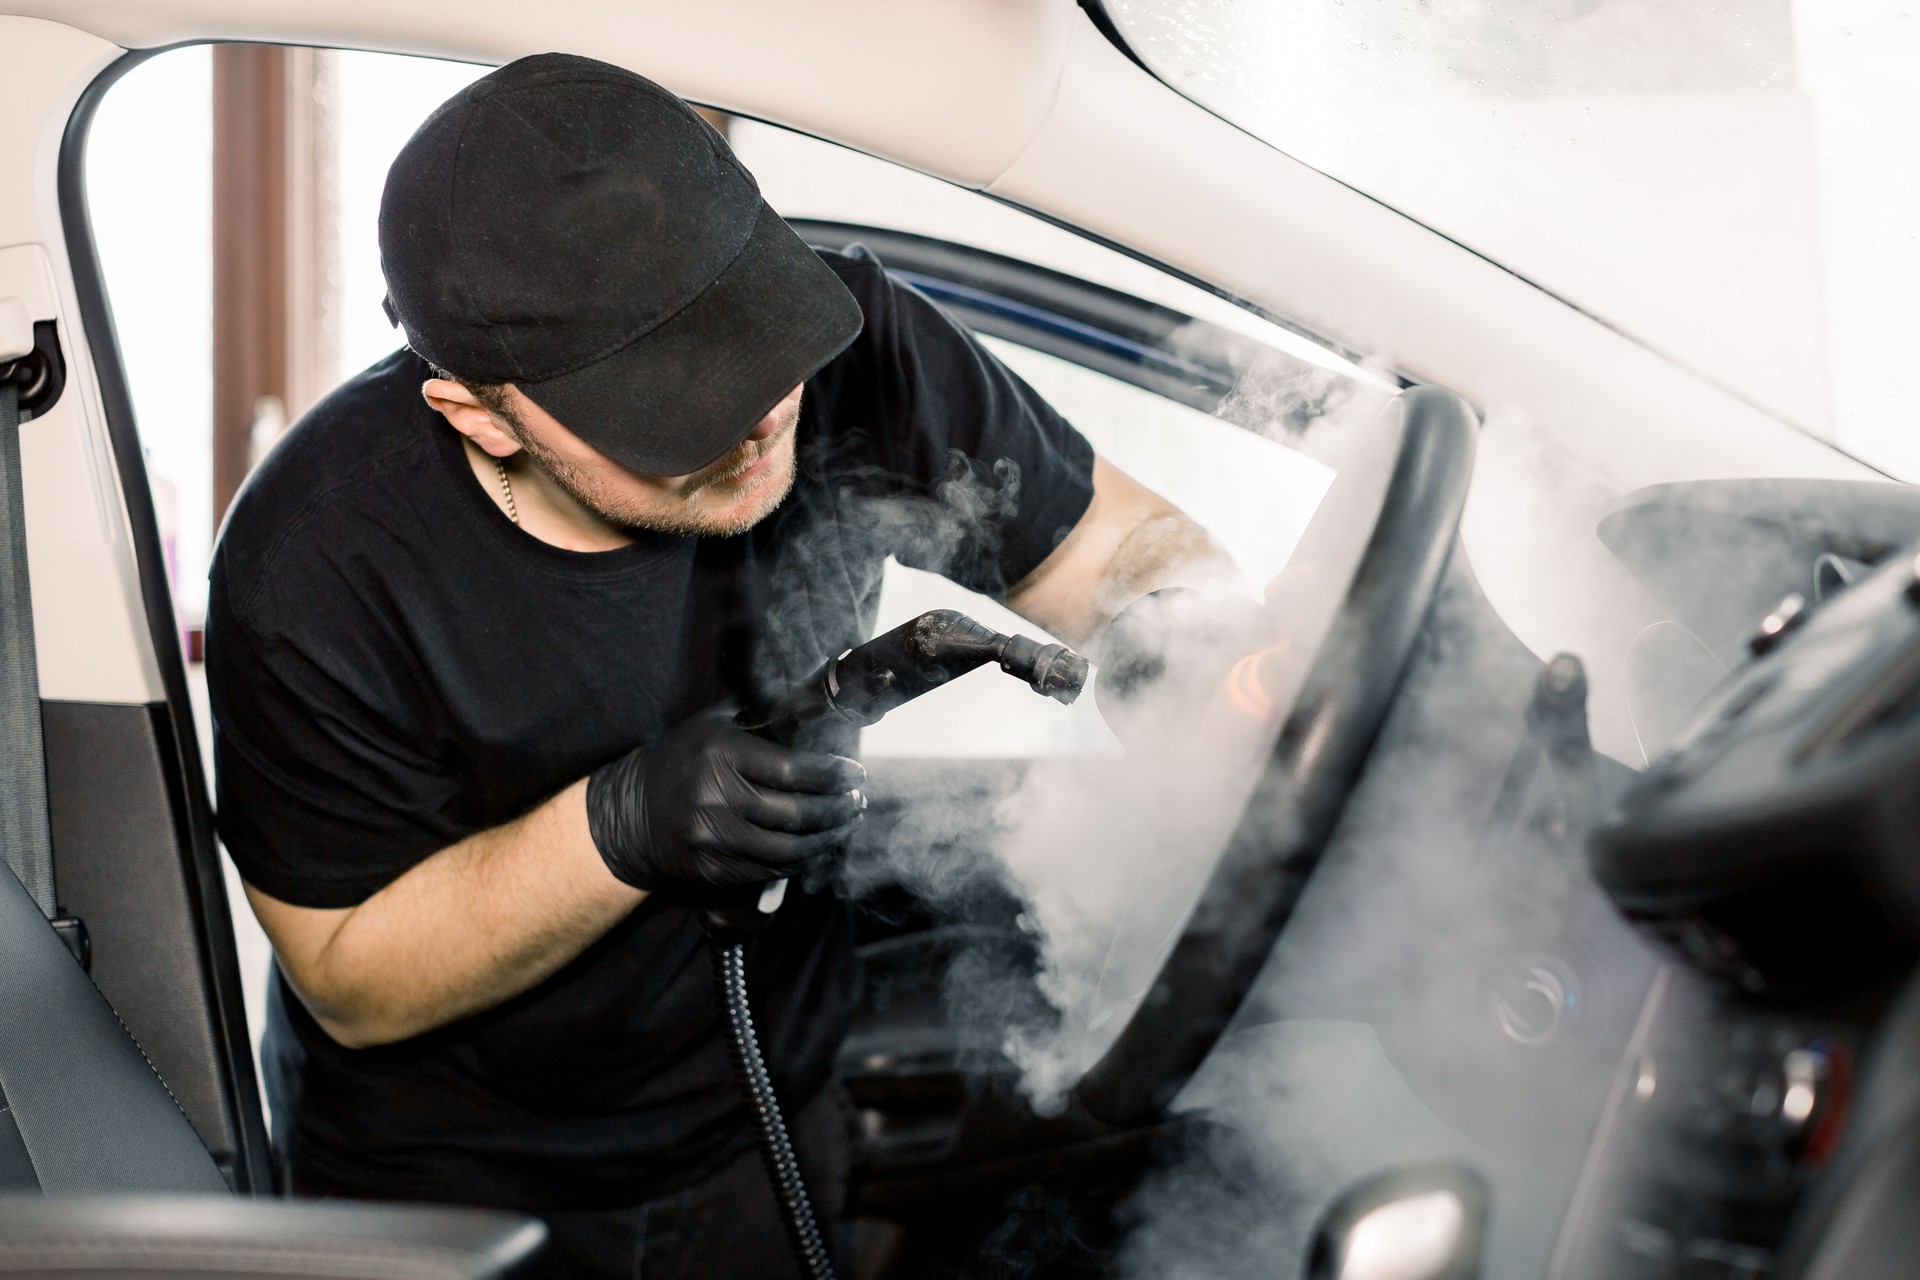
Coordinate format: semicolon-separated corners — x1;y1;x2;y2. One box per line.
709;610;1089;1279
715;943;836;1280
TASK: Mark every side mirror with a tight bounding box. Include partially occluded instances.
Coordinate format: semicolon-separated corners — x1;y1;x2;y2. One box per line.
1304;1162;1490;1280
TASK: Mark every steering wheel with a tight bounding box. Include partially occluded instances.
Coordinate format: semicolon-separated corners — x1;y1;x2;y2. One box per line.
1074;385;1478;1125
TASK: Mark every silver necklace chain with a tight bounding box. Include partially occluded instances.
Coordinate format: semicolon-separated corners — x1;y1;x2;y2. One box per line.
494;456;520;526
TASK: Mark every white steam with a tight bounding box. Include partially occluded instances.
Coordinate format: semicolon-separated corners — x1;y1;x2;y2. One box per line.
798;326;1821;1276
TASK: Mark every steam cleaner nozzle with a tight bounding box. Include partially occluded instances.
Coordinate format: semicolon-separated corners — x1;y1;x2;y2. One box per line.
995;632;1089;704
735;608;1089;746
709;610;1089;937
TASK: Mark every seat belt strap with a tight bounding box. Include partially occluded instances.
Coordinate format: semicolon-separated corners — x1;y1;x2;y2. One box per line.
0;374;58;918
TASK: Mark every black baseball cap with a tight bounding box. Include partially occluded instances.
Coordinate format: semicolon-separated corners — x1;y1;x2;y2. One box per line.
378;53;863;476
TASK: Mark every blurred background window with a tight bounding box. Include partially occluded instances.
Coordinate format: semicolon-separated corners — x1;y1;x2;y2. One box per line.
89;48;488;628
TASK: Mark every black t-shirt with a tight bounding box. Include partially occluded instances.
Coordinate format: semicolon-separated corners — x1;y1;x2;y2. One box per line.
206;247;1095;1211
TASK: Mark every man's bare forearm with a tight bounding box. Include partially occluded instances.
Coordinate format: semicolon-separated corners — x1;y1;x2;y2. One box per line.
1008;456;1244;650
245;779;644;1049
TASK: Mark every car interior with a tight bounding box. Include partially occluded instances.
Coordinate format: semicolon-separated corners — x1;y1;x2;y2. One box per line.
5;4;1920;1279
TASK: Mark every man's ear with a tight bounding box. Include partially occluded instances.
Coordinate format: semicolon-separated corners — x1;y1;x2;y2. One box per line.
422;378;522;459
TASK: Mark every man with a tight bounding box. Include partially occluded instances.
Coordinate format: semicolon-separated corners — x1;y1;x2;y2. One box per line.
208;52;1228;1277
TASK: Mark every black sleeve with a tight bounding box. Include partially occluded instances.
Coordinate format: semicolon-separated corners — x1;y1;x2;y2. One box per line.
824;248;1096;597
206;559;465;909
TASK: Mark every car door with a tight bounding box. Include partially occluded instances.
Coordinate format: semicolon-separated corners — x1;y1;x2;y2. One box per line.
0;36;272;1193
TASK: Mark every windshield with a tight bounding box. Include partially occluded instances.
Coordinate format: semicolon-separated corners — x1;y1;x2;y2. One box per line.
1104;0;1920;481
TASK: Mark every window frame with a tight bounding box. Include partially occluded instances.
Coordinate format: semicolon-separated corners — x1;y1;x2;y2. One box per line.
792;219;1354;437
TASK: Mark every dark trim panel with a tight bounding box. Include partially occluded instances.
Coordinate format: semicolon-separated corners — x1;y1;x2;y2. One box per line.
1074;0;1150;73
42;700;244;1183
896;270;1235;405
56;46;273;1195
793;219;1359;436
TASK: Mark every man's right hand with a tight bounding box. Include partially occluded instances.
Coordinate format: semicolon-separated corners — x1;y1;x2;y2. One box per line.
1095;587;1270;746
585;709;867;894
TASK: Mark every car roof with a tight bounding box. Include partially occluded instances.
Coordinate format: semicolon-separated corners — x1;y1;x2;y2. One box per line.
20;0;1073;192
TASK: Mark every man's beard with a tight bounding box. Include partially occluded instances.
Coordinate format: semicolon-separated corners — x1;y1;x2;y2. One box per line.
510;420;797;538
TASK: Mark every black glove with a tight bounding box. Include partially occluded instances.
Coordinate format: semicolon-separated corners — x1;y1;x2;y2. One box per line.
585;709;867;894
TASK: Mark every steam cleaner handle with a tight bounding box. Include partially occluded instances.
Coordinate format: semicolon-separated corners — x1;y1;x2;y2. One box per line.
586;711;862;902
720;691;825;931
722;610;1090;930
